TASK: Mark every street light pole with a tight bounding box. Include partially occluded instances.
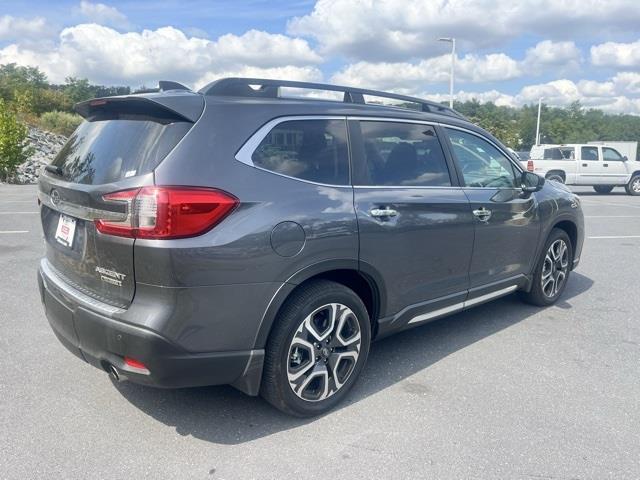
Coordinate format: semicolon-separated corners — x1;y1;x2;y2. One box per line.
438;37;455;108
536;97;543;145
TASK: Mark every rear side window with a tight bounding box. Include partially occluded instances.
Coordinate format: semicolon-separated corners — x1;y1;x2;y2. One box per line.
357;121;451;186
544;147;574;160
52;120;191;185
251;119;349;185
581;146;599;161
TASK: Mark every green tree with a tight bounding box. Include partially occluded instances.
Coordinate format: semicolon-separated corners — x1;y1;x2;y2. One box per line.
0;98;31;181
63;77;94;104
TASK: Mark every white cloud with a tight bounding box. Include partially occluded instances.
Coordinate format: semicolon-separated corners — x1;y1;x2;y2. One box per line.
612;72;640;94
591;39;640;68
0;15;51;41
78;1;130;29
211;30;322;68
0;24;322;87
523;40;581;73
331;53;522;91
424;77;640;114
194;66;322;91
289;0;640;62
426;90;517;108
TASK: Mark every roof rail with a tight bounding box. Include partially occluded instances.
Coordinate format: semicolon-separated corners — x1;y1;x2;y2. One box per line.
198;77;464;119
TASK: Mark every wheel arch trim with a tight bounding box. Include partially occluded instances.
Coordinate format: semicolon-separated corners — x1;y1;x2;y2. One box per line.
252;259;387;349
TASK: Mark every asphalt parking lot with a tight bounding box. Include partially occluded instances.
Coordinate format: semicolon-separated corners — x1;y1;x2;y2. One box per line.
1;184;639;479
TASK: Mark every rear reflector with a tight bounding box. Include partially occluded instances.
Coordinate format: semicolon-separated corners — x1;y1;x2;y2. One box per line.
96;186;238;239
527;160;534;172
124;356;150;373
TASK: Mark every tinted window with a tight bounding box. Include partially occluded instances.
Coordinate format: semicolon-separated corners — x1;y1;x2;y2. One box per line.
357;122;451;186
446;128;518;188
544;147;574;160
52;120;191;185
602;147;623;161
251;120;349;185
581;146;599;161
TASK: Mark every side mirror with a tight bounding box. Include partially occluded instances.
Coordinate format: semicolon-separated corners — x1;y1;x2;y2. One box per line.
521;171;545;192
622;156;628;162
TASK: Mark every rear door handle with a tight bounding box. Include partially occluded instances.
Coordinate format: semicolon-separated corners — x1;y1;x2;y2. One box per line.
603;163;609;167
370;208;398;218
473;207;492;222
582;163;588;167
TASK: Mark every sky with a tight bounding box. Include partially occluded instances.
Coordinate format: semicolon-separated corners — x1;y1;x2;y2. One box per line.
1;0;640;113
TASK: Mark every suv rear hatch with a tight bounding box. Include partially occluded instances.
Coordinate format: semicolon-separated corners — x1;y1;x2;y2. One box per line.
38;92;203;308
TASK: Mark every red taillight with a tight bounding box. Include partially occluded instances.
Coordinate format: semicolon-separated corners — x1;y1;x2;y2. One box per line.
527;159;534;172
96;186;238;239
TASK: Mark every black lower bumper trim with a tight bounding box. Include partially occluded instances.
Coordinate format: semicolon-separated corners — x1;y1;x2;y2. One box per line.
39;269;264;391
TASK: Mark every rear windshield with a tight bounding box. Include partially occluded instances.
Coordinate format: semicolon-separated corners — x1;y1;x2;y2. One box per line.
51;119;191;185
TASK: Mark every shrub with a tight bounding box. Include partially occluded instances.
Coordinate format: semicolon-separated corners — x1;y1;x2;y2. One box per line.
0;98;31;181
37;110;83;136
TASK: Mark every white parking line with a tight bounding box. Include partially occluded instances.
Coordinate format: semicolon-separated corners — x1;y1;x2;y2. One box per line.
0;211;39;214
0;230;29;234
585;215;640;218
580;201;640;209
588;235;640;239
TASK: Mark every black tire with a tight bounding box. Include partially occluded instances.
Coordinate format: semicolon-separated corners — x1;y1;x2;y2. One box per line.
546;173;565;184
261;280;371;417
593;185;614;194
626;174;640;196
520;228;573;307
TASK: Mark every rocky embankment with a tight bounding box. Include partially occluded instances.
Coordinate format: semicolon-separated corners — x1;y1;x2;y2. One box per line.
12;127;67;184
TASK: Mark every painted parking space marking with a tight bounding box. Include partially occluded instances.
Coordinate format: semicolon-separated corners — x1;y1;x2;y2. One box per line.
0;212;39;214
588;235;640;239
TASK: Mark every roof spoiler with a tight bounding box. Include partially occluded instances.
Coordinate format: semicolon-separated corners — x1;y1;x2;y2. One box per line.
74;92;204;123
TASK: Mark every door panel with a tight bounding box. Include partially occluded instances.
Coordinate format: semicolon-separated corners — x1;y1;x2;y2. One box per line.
463;188;539;287
355;187;474;315
578;145;603;184
601;147;630;184
351;120;474;317
443;127;541;289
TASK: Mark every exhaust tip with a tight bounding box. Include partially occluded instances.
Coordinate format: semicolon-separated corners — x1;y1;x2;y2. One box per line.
108;364;122;382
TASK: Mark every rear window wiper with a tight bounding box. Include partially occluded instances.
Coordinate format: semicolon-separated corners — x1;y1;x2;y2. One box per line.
44;165;64;177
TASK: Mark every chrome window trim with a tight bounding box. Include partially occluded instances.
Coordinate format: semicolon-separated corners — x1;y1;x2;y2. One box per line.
353;185;461;190
348;116;438;126
235;114;525;190
235;115;445;188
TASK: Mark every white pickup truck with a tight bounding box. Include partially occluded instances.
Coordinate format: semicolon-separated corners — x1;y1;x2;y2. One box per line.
523;143;640;195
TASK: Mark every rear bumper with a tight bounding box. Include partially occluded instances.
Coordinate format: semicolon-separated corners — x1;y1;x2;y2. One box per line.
38;261;264;393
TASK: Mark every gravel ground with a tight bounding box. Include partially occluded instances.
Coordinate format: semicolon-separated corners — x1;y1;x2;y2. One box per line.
0;184;639;479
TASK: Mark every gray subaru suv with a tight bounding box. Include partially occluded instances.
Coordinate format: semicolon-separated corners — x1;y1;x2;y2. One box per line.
37;78;584;416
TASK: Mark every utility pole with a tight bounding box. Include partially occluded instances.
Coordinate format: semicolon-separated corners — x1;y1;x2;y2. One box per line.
536;97;543;145
438;37;455;108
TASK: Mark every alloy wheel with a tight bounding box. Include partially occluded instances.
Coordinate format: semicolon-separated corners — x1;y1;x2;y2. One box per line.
632;178;640;193
541;239;569;298
287;303;361;402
